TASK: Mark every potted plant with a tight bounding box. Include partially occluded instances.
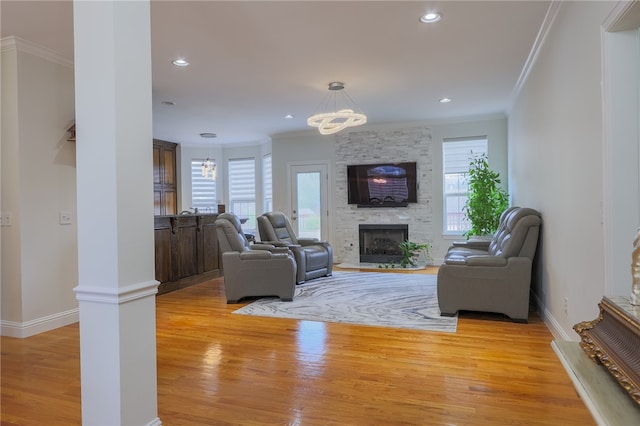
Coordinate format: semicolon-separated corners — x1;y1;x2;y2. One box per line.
463;153;509;238
398;241;433;267
378;241;433;269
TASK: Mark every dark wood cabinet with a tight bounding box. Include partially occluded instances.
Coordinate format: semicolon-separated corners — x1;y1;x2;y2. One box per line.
154;214;220;294
153;139;177;216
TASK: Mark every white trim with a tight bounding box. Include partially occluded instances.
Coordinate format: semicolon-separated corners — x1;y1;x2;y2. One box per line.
532;291;573;341
603;0;640;32
1;35;73;68
74;280;159;304
0;308;79;338
601;5;640;296
508;1;562;114
146;418;162;426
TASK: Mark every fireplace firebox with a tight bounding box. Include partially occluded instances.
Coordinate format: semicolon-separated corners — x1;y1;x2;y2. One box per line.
359;224;409;263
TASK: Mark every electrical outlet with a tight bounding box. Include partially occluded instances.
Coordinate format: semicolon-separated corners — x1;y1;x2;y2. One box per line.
59;210;73;225
1;211;12;226
564;297;569;316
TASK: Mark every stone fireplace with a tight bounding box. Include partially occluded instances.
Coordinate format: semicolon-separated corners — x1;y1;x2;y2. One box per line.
333;126;433;265
359;224;409;263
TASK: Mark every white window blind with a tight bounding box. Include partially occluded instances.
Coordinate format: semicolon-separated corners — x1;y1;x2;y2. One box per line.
263;154;273;213
191;159;217;212
228;158;256;231
442;137;488;234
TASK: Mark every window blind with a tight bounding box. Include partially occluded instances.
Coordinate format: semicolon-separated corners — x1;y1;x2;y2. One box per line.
191;159;217;211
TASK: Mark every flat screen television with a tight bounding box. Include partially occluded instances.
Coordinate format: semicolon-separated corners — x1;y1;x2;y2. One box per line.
347;162;418;207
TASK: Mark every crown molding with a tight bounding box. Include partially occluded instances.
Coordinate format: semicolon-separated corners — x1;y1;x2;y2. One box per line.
603;0;640;32
1;35;73;69
507;1;563;116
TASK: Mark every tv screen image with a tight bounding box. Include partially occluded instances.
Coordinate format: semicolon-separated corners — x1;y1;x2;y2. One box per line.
347;162;418;207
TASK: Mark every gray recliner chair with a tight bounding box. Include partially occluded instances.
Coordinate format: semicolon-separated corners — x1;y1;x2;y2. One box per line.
437;207;542;323
215;212;297;303
257;211;333;284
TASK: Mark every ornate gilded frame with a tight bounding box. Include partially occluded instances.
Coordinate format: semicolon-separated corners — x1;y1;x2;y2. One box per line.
574;296;640;406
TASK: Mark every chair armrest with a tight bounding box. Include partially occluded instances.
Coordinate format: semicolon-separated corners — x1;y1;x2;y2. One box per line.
464;255;507;266
269;247;293;255
298;238;330;248
451;240;491;250
250;244;292;255
238;250;271;260
444;254;507;266
251;243;276;250
256;240;290;248
298;238;319;245
237;250;292;260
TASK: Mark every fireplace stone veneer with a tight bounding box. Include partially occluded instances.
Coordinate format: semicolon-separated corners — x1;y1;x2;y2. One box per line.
359;224;409;263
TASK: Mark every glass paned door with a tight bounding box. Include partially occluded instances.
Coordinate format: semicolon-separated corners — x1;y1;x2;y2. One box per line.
290;163;328;240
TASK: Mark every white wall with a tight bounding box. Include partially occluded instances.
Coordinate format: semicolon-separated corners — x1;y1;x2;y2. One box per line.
1;37;78;337
1;41;22;324
508;1;618;340
602;24;640;296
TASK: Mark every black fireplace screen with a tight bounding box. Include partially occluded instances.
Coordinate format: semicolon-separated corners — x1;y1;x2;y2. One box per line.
359;224;409;263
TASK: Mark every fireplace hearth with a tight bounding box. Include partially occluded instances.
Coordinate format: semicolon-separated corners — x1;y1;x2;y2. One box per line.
359;224;409;263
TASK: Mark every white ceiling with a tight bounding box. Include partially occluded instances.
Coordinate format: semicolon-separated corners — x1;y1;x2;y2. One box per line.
1;1;551;146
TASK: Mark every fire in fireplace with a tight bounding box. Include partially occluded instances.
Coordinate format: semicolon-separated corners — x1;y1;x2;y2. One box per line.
359;224;409;263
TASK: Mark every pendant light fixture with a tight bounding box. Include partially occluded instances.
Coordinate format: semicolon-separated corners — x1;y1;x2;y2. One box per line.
199;133;217;180
307;82;367;135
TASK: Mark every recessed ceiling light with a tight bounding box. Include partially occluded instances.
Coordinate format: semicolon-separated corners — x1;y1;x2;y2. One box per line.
439;97;452;103
172;58;189;67
200;132;217;138
285;114;295;119
420;12;442;24
161;100;175;106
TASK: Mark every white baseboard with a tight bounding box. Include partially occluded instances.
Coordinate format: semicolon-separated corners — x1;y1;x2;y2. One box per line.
532;291;573;341
1;308;79;338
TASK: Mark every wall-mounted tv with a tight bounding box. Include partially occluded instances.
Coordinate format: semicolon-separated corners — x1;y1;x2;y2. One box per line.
347;162;418;207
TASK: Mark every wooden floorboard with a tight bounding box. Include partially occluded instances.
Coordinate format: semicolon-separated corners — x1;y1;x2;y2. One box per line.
1;267;594;425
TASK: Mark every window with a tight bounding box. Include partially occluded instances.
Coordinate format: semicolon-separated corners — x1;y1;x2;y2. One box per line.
443;137;488;234
228;158;256;232
191;158;217;213
263;154;273;213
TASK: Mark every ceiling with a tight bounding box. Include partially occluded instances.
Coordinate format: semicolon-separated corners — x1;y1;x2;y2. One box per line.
1;1;551;146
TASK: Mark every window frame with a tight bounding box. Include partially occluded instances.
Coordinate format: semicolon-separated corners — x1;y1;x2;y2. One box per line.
442;137;488;236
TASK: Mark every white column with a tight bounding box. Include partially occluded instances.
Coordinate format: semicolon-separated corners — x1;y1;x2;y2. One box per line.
73;1;160;425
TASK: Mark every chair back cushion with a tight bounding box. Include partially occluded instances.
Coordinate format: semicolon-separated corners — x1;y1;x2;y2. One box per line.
215;213;250;253
258;212;299;244
488;207;541;259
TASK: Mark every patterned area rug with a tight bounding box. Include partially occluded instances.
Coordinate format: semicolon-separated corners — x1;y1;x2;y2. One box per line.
233;271;457;333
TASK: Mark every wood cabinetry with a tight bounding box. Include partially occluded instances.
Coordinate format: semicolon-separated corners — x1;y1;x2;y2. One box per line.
154;214;220;294
153;139;177;215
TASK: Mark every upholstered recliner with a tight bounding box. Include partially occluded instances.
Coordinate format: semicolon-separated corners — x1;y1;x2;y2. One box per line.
257;211;333;284
215;213;297;303
437;207;542;323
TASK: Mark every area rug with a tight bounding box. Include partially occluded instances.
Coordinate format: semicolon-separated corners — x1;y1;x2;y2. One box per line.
232;271;457;333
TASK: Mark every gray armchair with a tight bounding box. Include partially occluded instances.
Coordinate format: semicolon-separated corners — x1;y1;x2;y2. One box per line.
214;213;297;303
257;211;333;284
437;207;541;323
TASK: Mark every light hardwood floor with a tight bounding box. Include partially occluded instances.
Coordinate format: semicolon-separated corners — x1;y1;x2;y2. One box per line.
1;267;593;425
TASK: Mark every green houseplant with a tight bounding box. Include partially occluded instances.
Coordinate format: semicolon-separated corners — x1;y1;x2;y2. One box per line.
463;153;509;238
378;241;433;269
